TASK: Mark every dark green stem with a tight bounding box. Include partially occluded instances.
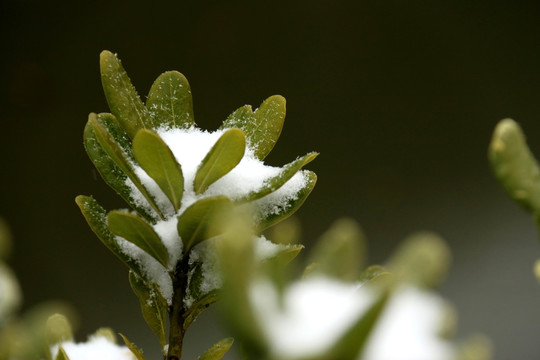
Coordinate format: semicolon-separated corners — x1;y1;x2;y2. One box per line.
167;256;190;360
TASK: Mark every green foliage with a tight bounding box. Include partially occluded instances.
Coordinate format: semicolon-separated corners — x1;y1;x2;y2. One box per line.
193;129;246;194
128;271;168;349
133;129;184;212
221;95;286;160
198;338;234;360
77;50;317;359
489;118;540;214
307;218;366;281
146;71;195;130
108;211;170;267
119;333;146;360
100;51;153;138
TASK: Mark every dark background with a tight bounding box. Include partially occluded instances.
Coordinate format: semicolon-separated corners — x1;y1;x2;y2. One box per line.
2;1;540;359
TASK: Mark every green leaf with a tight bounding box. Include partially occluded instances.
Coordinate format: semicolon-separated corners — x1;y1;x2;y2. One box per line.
108;211;169;268
92;328;117;343
100;50;153;138
307;218;365;281
177;196;233;253
55;347;70;360
128;271;168;348
194;129;246;194
146;71;195;129
489;118;540;214
387;232;451;288
255;171;317;231
238;152;318;203
183;290;219;331
119;334;146;360
45;314;73;346
267;244;303;266
75;195;148;282
83;116;156;223
199;338;234;360
133;129;184;212
89;113;165;220
221;96;286;160
358;265;391;285
325;292;388;360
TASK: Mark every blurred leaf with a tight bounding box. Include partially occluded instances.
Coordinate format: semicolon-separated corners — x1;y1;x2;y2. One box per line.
269;244;303;266
89;113;165;220
92;328;117;343
75;196;148;282
255;171;317;231
489;118;540;214
4;302;76;360
133;129;184;211
108;211;169;268
216;218;267;359
221;95;286;160
100;50;153;138
387;231;451;288
119;334;146;360
83;116;156;223
307;218;365;281
45;314;73;346
194;129;246;194
128;271;168;348
177;196;233;253
326;292;388;360
199;337;234;360
358;265;390;285
0;218;12;260
238;152;318;203
183;290;219;331
55;347;70;360
146;71;195;129
457;335;493;360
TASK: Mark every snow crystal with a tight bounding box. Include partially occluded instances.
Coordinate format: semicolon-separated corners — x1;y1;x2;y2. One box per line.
360;286;455;360
116;236;173;305
50;336;135;360
250;276;374;358
153;217;182;268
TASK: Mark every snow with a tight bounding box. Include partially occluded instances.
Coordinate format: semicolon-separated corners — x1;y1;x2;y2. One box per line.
361;286;455;360
249;277;455;360
250;276;374;358
50;336;135;360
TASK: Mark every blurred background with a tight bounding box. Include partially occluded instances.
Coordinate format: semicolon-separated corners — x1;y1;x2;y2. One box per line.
2;0;540;359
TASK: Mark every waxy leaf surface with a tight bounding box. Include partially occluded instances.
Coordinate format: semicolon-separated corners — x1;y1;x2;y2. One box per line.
146;71;195;129
133;129;184;211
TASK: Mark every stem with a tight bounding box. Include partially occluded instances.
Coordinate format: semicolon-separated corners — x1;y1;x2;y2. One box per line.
167;256;190;360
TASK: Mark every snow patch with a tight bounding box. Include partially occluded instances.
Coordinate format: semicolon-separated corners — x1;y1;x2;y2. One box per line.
50;336;135;360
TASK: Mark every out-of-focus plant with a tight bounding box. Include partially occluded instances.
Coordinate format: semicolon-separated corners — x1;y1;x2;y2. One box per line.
490;119;540;276
0;220;79;360
216;217;491;360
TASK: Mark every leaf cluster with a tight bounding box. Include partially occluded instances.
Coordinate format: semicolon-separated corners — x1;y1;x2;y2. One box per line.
76;51;317;359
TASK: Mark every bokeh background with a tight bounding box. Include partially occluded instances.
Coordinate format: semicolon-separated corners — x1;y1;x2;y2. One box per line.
2;1;540;359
